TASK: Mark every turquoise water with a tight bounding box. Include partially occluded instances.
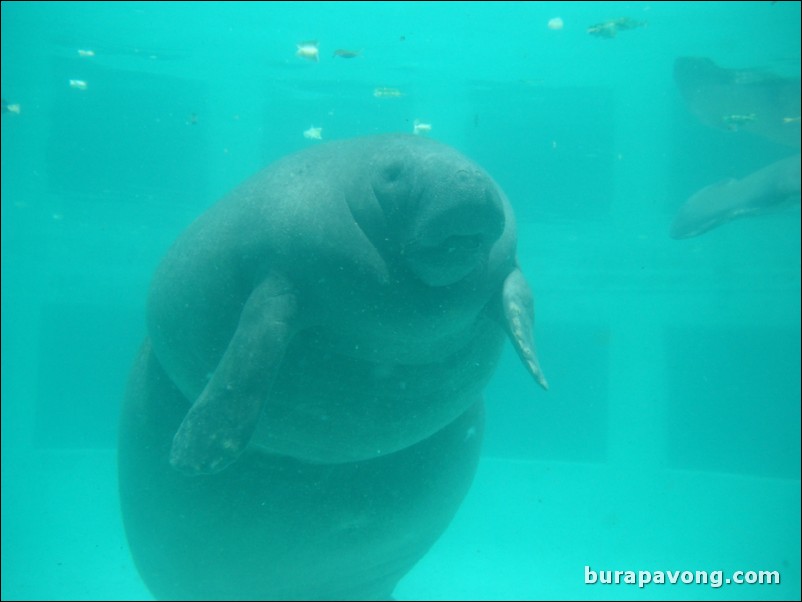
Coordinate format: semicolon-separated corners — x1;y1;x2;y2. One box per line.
1;1;799;600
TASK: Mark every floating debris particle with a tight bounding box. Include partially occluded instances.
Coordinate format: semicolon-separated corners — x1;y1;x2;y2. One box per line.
373;87;403;98
547;17;564;30
303;125;322;140
412;119;431;135
2;98;21;114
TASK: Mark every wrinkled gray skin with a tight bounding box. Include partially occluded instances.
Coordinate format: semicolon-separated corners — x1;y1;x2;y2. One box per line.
118;134;546;600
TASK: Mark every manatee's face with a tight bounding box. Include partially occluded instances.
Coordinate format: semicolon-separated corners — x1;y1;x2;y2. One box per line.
371;143;506;286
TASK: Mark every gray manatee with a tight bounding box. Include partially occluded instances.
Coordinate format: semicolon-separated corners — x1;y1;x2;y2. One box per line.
118;134;547;600
671;57;801;238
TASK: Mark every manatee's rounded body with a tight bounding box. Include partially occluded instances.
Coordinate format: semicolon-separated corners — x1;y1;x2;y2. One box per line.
119;135;546;600
119;341;484;601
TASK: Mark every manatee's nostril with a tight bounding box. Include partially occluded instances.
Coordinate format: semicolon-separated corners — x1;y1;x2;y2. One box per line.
455;169;472;184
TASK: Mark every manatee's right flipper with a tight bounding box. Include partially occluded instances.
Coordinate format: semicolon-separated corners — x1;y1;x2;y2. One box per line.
501;267;548;390
169;274;299;475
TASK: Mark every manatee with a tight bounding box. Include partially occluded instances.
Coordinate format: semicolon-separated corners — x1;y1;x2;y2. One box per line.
118;134;547;600
673;56;800;149
671;57;801;238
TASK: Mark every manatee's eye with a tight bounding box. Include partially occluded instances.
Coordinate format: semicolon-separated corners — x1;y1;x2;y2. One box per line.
372;159;411;217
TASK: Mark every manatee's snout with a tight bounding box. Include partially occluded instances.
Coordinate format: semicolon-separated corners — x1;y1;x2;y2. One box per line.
407;168;505;286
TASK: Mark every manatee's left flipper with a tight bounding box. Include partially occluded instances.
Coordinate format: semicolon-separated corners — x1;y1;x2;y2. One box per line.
501;267;548;390
169;275;299;475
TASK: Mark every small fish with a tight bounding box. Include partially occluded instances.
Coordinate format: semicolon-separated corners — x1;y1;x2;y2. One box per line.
303;125;322;140
373;87;403;98
782;116;800;124
412;119;432;135
612;17;647;31
721;113;757;130
587;17;646;38
587;22;616;38
77;49;95;57
296;41;319;62
69;79;88;90
2;98;21;114
333;49;361;59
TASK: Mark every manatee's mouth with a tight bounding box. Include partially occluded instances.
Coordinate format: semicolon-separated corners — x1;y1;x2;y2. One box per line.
440;233;485;255
406;232;490;286
403;171;506;286
419;232;486;269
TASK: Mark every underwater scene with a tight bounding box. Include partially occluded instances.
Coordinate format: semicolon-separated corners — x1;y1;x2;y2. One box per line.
1;2;800;600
